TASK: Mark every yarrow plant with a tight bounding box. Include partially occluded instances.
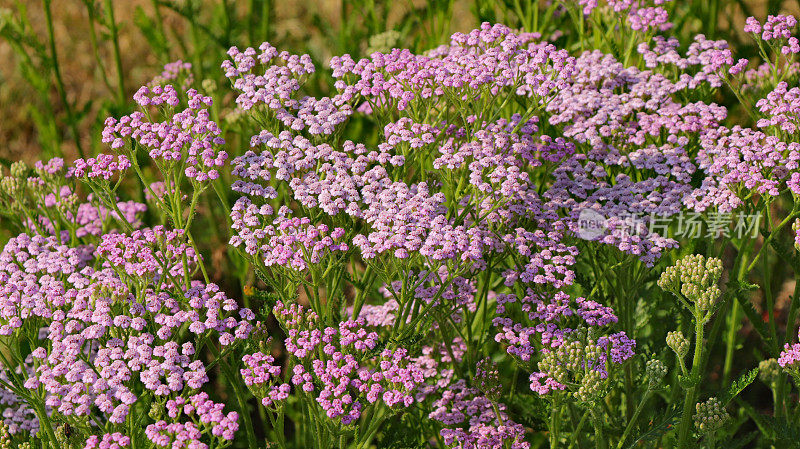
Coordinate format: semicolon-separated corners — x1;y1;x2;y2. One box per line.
7;2;800;448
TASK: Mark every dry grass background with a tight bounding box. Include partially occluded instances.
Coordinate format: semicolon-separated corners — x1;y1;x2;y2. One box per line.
0;0;478;163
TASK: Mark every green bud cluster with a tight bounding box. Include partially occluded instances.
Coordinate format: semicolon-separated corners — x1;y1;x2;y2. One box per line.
366;30;402;54
0;177;21;196
574;370;603;402
0;423;11;449
658;254;723;313
538;350;569;385
9;161;28;178
693;397;729;433
645;359;667;388
149;400;163;421
666;330;690;358
202;78;217;93
56;193;79;214
759;358;781;385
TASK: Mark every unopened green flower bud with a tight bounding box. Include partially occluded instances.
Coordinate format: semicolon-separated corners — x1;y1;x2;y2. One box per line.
202;78;217;93
366;30;402;54
149;401;163;420
695;285;722;312
659;254;723;313
0;422;11;449
558;339;584;371
9;161;27;178
645;359;667;388
19;442;32;449
574;370;603;403
694;397;729;433
57;194;80;214
666;331;690;358
0;177;20;196
759;358;781;385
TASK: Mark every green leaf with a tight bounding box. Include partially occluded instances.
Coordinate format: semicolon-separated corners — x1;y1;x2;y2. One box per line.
624;406;681;449
133;6;169;58
769;234;800;275
763;415;800;448
731;281;776;354
717;431;760;449
720;367;759;405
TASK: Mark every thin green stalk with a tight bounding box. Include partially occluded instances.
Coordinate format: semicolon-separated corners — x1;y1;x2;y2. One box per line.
616;390;652;449
42;0;84;158
150;0;170;59
722;231;756;384
567;409;590;449
212;346;258;448
84;1;114;94
261;0;272;43
103;0;127;107
677;309;705;448
550;394;562;448
34;400;59;449
590;407;608;449
707;0;719;38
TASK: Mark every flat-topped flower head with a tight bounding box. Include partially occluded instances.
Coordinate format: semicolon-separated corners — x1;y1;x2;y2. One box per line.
102;86;227;183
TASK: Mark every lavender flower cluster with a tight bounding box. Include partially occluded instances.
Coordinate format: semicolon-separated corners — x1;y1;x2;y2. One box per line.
8;3;800;448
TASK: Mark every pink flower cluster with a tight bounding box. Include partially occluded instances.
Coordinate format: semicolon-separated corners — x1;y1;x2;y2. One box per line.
254;301;427;424
84;432;131;449
72;154;131;180
230;204;348;271
96;226;198;282
430;380;529;449
145;393;239;448
103;86;227;182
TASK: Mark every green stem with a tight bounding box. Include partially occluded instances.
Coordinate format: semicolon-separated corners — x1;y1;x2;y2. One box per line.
677;309;705;448
103;0;126;107
567;409;590;449
84;1;114;94
43;0;84;158
616;390;652;449
34;400;59;449
212;346;258;448
550;394;562;448
590;407;608;449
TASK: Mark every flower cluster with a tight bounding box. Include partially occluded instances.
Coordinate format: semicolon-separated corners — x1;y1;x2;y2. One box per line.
429;380;529;449
96;226;199;284
72;154;131;180
658;254;723;313
693;397;729;433
255;301;427;424
230;204;348;271
0;221;254;445
102;86;227;183
146;393;239;448
11;6;800;448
